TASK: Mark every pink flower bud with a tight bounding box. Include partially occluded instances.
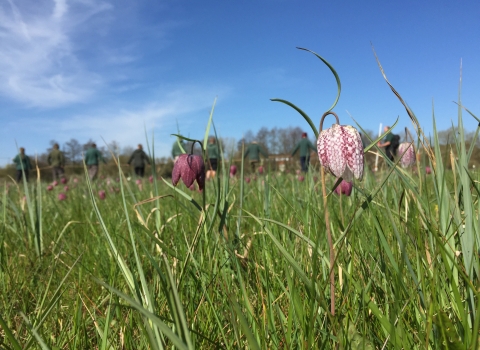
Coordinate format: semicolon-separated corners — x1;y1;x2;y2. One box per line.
334;179;353;196
172;154;206;190
398;143;415;168
58;193;67;201
230;165;237;176
297;175;305;182
425;166;432;174
60;177;67;184
258;166;264;174
47;185;53;191
317;124;364;181
98;190;106;200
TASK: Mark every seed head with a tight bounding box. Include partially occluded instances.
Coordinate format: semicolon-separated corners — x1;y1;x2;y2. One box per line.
172;154;206;190
317;124;364;181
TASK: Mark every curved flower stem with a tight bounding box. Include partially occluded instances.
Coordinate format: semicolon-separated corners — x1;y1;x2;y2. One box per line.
320;111;338;316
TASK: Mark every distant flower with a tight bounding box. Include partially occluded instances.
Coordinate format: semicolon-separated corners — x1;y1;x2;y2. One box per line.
172;154;206;190
106;179;111;185
258;166;264;174
425;166;432;175
317;124;364;181
136;179;142;185
245;177;251;184
297;175;305;182
64;186;69;192
149;175;154;183
334;179;353;196
47;185;53;191
296;169;301;175
230;165;237;177
98;190;106;200
398;143;415;168
60;177;68;184
53;180;59;187
73;178;79;183
58;193;67;201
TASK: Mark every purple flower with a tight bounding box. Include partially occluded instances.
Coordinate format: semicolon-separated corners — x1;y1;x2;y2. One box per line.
398;143;415;168
64;186;69;192
149;175;154;183
172;154;206;190
136;179;142;185
297;175;305;182
317;124;364;181
98;190;106;200
58;193;67;201
60;177;68;184
426;166;432;175
47;185;53;191
53;180;59;187
334;179;353;196
230;165;237;176
258;166;264;174
245;177;251;184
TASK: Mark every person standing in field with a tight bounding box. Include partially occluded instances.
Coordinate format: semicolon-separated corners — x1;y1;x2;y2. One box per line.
244;141;268;173
206;136;220;179
84;143;106;181
377;126;400;162
48;143;65;181
291;132;316;172
128;144;150;178
171;138;185;163
13;147;32;183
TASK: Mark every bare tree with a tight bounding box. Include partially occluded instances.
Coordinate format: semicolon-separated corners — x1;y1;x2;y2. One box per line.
64;139;82;164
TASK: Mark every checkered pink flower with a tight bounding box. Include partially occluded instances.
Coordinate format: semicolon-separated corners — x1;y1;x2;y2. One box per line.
317;124;364;181
334;179;353;196
172;154;206;190
398;142;415;168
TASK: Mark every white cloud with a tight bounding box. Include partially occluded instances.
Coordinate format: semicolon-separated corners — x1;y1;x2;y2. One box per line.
0;0;112;107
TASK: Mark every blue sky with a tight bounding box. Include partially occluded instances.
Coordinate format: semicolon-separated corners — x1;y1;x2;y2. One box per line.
1;0;479;166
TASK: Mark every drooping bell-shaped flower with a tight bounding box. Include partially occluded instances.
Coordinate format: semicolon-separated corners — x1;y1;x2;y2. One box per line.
47;185;53;191
425;166;432;175
60;177;68;184
317;124;364;181
98;190;106;200
398;143;415;168
258;166;264;174
297;175;305;182
334;179;353;196
58;192;67;201
230;165;237;177
172;154;206;190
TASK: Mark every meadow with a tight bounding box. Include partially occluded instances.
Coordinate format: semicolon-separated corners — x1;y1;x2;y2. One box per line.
1;51;479;349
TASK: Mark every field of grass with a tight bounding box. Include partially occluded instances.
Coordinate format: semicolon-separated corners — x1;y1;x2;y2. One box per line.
1;51;479;349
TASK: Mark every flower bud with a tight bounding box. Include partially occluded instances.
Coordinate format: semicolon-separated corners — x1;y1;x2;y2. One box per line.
172;154;206;190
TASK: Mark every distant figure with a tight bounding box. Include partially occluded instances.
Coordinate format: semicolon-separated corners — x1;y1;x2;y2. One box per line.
291;132;316;172
244;141;268;173
128;144;150;178
171;138;185;163
206;136;219;179
84;143;106;181
13;147;32;183
377;126;400;162
48;143;65;181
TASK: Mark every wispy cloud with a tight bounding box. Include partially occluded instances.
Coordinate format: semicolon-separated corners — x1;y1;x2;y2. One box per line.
0;0;112;107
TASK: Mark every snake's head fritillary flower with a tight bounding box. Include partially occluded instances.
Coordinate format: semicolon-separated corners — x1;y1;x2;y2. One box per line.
317;124;364;181
230;165;237;176
60;177;67;184
58;193;67;201
258;166;264;174
47;185;53;191
425;166;432;175
136;179;142;185
98;190;106;200
334;179;353;196
398;143;415;168
149;175;154;183
64;186;69;192
245;177;251;184
73;178;78;183
53;180;58;187
297;175;305;182
172;154;206;191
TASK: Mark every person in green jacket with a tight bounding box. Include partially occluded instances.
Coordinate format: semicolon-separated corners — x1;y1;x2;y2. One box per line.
291;132;316;172
84;143;106;181
13;147;32;183
377;126;399;162
206;136;220;179
48;143;65;181
171;138;185;162
128;144;150;178
244;141;268;173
